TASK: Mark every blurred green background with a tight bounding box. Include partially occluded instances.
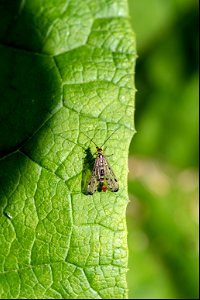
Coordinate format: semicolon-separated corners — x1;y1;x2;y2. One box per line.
127;0;199;298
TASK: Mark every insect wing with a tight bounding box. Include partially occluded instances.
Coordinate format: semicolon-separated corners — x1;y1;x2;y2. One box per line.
104;158;119;192
87;158;99;194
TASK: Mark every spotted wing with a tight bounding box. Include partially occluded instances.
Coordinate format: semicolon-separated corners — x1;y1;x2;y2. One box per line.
87;158;99;195
104;158;119;192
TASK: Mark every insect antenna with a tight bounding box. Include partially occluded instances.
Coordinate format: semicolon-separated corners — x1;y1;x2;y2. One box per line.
100;127;120;148
81;132;99;148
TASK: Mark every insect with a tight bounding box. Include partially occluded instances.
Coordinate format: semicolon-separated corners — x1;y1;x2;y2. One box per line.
86;130;119;195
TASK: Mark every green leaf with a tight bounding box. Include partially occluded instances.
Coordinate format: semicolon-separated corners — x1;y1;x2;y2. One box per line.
0;0;136;298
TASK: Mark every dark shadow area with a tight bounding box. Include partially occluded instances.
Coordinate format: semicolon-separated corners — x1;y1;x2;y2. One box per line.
0;0;62;212
0;0;62;158
81;147;95;195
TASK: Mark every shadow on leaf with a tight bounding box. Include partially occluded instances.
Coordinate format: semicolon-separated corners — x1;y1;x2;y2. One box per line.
81;147;95;195
0;1;62;211
0;1;62;158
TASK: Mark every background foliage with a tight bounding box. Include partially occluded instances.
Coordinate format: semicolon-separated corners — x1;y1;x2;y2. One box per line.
127;0;199;298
